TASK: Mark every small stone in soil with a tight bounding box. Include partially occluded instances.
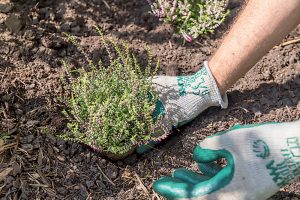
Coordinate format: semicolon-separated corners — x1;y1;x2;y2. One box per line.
5;14;24;33
85;180;94;189
21;144;33;152
0;45;10;55
0;2;14;13
21;134;34;143
80;185;89;198
61;22;71;32
24;29;36;40
12;162;21;176
57;155;65;162
105;164;118;180
100;158;107;164
57;187;67;195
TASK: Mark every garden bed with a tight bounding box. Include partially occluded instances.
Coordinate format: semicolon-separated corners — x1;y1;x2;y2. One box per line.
0;0;299;199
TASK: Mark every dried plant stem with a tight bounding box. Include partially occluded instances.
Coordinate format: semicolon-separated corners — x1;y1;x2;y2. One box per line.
281;37;300;46
97;164;115;186
134;173;149;194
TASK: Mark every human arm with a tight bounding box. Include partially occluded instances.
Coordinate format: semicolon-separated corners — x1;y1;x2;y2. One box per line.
209;0;300;94
138;0;300;153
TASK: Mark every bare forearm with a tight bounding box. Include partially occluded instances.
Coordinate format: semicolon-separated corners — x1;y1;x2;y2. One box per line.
209;0;300;94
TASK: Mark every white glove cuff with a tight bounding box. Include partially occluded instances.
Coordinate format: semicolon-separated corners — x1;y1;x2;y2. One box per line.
204;61;228;109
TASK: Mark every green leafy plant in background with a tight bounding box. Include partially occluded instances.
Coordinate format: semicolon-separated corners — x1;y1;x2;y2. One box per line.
61;27;162;158
148;0;230;42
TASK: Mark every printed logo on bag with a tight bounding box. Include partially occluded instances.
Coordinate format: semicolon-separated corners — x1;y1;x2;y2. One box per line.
252;139;270;159
177;67;210;97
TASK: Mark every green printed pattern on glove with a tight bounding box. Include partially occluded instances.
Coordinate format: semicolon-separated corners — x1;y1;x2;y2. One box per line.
253;139;270;159
266;136;300;187
177;67;210;97
153;146;234;199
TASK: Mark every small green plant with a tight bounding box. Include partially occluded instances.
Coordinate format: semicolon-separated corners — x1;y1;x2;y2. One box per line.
0;132;11;143
61;28;162;157
148;0;230;42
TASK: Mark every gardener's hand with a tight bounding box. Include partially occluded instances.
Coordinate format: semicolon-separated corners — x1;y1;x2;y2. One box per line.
136;61;227;154
154;120;300;200
152;61;227;131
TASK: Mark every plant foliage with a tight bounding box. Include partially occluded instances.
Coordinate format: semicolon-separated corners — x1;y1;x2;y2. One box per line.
61;28;161;156
148;0;230;41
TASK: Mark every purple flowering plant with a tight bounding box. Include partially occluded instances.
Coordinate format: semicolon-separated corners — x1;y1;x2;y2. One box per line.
148;0;230;42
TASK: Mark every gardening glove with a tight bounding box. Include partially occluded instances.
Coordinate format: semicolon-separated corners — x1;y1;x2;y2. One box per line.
136;61;228;154
153;120;300;200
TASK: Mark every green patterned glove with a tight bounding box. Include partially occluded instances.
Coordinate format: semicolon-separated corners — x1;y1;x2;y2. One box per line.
154;120;300;200
136;61;228;154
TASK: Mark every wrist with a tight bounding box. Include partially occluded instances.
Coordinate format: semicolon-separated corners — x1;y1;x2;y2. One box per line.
208;60;229;95
203;61;228;109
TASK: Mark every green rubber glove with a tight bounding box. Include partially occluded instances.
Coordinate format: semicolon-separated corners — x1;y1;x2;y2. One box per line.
154;120;300;200
136;61;228;154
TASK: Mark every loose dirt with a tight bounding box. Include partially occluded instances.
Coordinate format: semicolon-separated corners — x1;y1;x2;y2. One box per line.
0;0;299;199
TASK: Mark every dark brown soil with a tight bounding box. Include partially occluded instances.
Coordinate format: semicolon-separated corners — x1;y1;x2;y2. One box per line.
0;0;299;199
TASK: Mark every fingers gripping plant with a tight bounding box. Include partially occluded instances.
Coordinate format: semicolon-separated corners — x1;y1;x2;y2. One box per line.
61;28;162;159
148;0;230;42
